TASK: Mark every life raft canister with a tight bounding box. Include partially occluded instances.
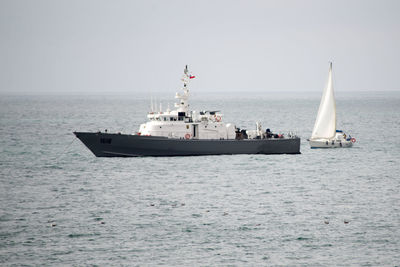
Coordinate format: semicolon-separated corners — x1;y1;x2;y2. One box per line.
185;133;191;139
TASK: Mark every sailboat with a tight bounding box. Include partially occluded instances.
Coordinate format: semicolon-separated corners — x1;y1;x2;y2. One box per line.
309;62;356;148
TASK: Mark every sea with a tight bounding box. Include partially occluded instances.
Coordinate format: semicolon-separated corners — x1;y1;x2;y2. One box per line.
0;91;399;266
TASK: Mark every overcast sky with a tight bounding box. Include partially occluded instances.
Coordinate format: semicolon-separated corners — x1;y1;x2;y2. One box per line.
0;0;399;94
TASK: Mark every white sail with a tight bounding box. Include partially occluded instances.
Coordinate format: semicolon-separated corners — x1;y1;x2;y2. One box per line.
311;62;337;140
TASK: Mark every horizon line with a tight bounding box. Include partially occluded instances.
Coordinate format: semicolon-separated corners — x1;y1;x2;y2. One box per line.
1;89;399;96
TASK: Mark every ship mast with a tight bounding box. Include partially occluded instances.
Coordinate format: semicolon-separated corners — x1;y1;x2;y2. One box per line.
175;65;194;113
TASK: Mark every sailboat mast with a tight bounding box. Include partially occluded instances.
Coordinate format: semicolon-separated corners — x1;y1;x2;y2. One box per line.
329;62;337;133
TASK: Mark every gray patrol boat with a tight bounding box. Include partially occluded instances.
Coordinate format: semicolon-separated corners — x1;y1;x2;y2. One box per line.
74;66;300;157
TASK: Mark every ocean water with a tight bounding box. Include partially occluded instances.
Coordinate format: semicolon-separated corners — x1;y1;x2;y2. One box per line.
0;91;399;266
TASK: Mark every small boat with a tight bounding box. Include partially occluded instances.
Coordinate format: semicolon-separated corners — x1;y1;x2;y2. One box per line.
74;66;301;157
309;62;356;148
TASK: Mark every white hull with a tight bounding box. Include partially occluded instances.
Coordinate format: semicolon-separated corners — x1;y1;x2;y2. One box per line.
309;139;353;148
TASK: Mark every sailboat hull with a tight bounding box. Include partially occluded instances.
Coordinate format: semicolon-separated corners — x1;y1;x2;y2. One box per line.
309;139;353;149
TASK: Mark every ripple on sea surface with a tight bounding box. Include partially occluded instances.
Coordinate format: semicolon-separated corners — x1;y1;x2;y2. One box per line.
0;93;399;265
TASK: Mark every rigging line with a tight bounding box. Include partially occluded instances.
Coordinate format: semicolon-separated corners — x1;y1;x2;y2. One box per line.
331;61;339;93
53;135;76;163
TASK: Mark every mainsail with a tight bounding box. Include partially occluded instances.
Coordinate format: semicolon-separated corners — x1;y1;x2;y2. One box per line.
311;62;337;140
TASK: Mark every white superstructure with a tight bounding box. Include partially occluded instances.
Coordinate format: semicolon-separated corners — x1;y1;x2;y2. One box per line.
138;66;236;140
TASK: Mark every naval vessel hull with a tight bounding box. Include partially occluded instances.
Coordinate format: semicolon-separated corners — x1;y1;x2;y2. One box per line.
74;132;301;157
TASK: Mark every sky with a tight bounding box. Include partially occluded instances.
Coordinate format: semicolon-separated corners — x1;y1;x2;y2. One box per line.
0;0;399;94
